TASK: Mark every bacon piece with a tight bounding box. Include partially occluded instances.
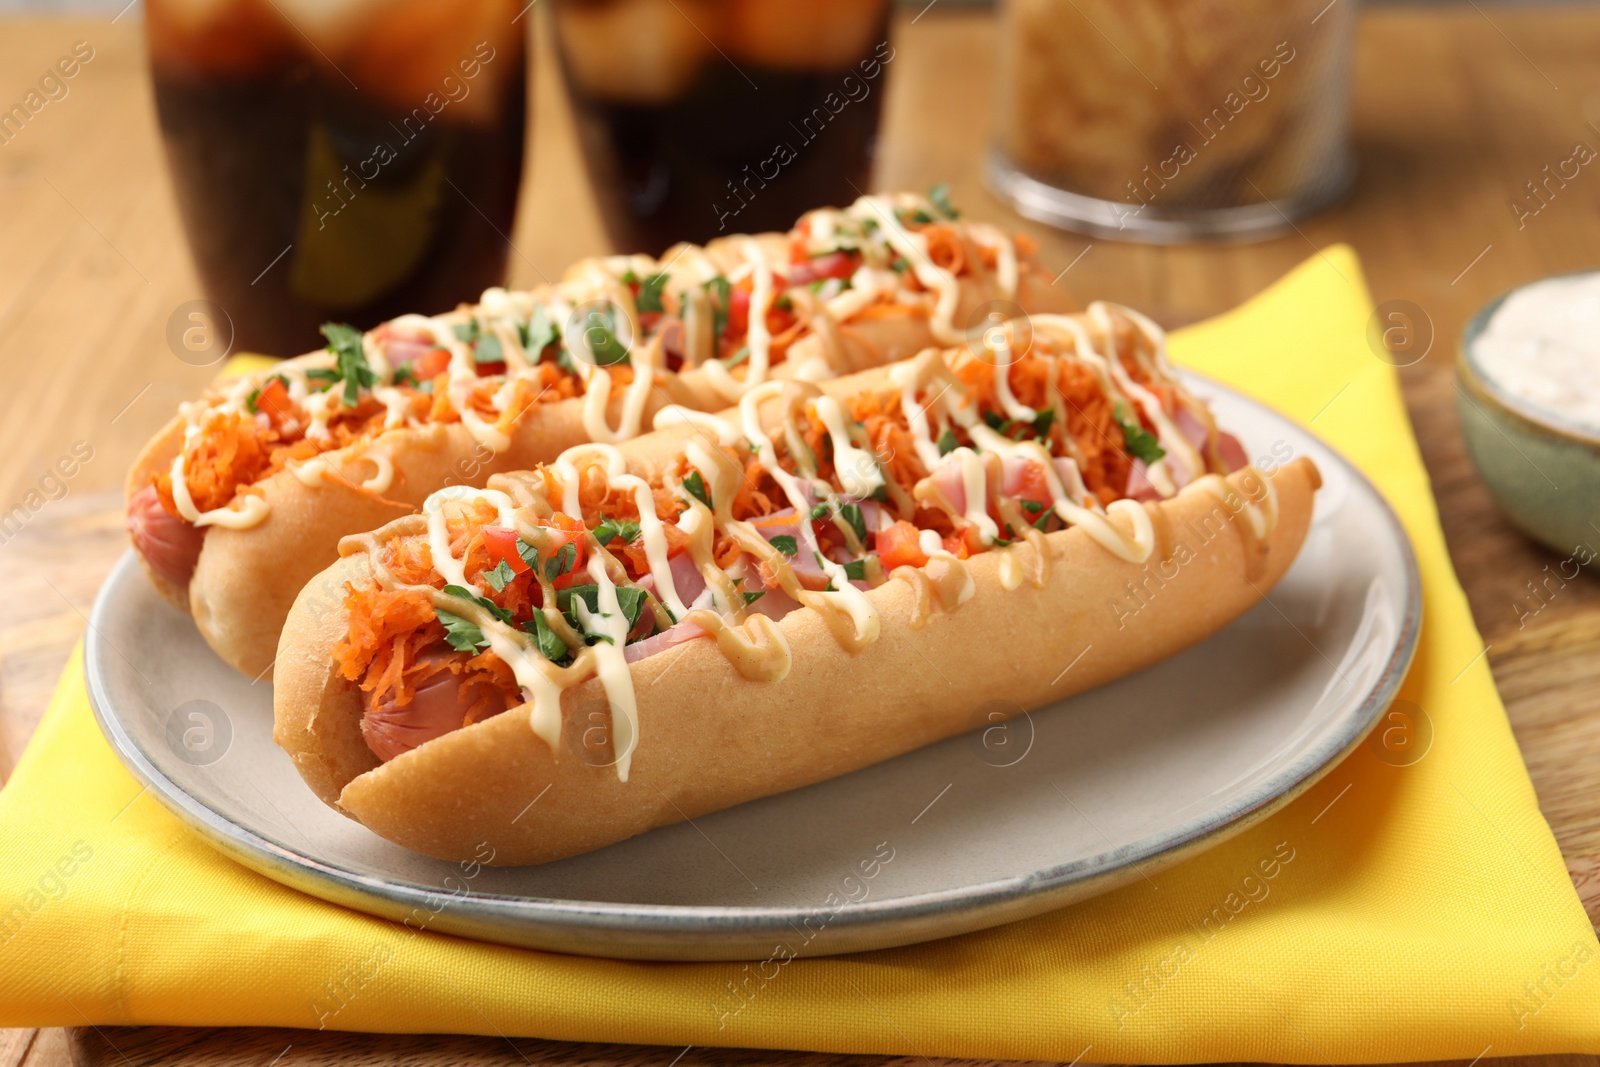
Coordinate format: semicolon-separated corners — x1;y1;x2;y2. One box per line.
1217;432;1248;473
926;454;969;514
623;619;707;664
379;332;437;370
1174;406;1251;476
1124;461;1162;502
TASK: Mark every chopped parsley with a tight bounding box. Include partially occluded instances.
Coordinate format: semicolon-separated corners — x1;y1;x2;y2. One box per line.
842;557;874;581
1115;409;1166;465
809;503;830;521
437;610;488;653
682;470;711;508
594;517;641;546
391;365;418;388
576;305;630;366
929;183;960;219
544;542;577;582
633;272;670;314
769;534;798;556
981;407;1057;441
515;538;540;570
937;428;959;456
1021;499;1045;513
704;275;731;338
523;305;558;359
523;610;570;665
558;584;648;632
474;333;504;365
436;582;519;652
482;559;518;592
839;503;867;544
319;322;378;407
453;321;480;343
441;584;514;626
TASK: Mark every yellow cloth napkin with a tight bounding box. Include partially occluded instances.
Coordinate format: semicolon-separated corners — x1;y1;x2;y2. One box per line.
1;247;1596;1062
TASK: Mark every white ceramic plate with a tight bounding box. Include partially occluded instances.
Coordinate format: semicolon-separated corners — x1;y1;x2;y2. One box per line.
86;374;1419;961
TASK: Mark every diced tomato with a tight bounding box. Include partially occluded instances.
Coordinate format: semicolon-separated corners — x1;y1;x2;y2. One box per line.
941;526;984;559
540;513;589;589
876;520;929;570
481;526;529;574
725;287;750;338
483;517;589;587
788;251;859;286
660;320;686;372
1015;461;1053;510
766;301;798;337
411;347;451;382
253;377;294;426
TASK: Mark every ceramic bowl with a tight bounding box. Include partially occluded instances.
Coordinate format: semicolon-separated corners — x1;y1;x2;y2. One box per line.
1458;278;1600;567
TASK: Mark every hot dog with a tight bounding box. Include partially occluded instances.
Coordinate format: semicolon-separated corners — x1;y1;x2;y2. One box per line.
127;193;1072;678
273;303;1321;865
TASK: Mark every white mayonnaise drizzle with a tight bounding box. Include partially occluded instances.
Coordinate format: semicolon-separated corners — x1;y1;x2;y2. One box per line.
161;195;1023;543
811;395;885;499
652;405;741;444
861;195;963;345
421;485;519;593
573;552;640;780
739;382;880;639
355;320;1274;787
699;239;778;403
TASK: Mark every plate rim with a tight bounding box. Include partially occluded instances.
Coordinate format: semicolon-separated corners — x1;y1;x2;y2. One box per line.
86;373;1422;960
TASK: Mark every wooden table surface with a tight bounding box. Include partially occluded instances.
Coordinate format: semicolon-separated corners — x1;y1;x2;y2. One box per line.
1;4;1598;1066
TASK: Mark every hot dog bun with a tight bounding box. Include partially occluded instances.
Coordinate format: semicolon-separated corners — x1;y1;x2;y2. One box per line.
274;457;1320;865
127;376;692;678
128;200;1070;679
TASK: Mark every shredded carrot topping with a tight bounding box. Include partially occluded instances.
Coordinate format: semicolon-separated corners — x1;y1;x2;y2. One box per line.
921;225;967;275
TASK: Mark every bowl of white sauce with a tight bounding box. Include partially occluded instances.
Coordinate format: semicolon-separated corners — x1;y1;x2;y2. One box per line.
1459;271;1600;566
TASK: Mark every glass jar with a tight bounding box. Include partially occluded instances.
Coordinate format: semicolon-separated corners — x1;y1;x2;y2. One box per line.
986;0;1356;242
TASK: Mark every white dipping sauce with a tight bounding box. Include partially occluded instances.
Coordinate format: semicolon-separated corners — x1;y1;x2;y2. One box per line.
1474;272;1600;428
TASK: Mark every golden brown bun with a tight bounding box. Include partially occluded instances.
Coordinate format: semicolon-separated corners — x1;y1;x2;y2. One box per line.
131;258;1070;678
273;457;1321;865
